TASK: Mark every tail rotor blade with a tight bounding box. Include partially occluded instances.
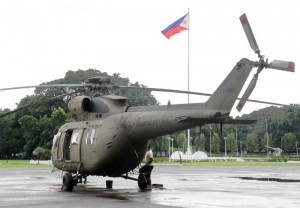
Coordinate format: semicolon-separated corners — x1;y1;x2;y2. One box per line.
236;76;258;112
269;60;295;72
240;13;260;55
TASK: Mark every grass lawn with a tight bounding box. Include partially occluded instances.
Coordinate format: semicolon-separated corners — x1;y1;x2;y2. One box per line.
171;161;300;167
1;159;300;169
0;160;53;169
154;157;300;166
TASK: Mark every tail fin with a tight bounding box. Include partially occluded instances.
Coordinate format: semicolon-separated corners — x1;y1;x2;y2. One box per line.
206;58;255;111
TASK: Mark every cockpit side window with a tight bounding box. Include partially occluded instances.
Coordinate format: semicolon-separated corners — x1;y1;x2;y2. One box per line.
52;132;61;150
86;128;96;145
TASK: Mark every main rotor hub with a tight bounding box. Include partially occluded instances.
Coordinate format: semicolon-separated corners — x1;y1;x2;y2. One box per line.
85;77;111;85
85;76;112;95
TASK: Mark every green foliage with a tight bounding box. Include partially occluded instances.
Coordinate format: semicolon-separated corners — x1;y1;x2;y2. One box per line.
246;132;258;153
1;69;300;158
195;133;205;151
0;111;24;158
226;132;236;153
176;133;186;151
0;69;158;158
161;136;169;151
226;105;300;153
19;115;40;157
281;132;296;152
17;107;70;157
262;132;273;150
211;133;221;153
33;146;51;160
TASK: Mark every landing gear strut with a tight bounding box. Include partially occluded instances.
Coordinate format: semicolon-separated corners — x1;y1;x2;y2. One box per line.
120;169;150;190
120;173;147;190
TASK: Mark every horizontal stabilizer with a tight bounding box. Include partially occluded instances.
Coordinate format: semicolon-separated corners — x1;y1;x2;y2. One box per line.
176;116;256;125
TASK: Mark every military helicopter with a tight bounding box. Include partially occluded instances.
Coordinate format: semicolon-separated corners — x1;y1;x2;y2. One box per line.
0;14;295;191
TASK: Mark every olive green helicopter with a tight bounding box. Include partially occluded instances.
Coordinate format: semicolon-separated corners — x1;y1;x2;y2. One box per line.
0;14;295;191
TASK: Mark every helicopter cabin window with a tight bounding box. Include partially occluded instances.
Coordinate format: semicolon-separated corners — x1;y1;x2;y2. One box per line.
71;130;83;145
86;128;96;145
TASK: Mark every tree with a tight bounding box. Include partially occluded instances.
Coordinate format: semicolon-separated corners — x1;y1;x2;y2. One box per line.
176;133;186;152
18;107;72;157
1;69;159;158
227;132;236;153
281;132;296;152
33;146;51;163
211;133;221;153
0;109;26;159
262;132;273;150
195;133;205;151
18;115;41;157
161;136;169;152
246;132;258;153
38;108;72;149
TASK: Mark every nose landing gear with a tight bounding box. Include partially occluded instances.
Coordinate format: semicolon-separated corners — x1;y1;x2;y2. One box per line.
61;172;87;192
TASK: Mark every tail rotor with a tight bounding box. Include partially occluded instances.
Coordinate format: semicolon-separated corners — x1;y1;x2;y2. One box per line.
236;13;295;112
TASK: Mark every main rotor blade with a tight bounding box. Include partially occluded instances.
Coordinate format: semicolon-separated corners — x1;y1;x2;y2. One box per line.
0;90;83;118
269;60;295;72
119;85;293;108
240;13;260;55
118;86;212;97
0;84;91;91
236;75;258;112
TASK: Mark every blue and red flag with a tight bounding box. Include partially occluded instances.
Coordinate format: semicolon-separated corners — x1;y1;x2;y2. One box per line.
161;13;189;39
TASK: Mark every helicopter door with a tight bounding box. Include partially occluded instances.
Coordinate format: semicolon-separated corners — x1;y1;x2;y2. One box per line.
51;132;61;161
69;129;83;162
57;131;72;161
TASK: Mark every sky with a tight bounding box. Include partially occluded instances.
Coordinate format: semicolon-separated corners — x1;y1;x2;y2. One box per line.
0;0;299;118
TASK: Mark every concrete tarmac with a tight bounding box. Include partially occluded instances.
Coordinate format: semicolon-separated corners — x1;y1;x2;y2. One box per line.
1;165;300;208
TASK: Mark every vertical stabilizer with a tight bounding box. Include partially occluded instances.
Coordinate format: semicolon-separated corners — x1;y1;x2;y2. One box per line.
206;58;255;111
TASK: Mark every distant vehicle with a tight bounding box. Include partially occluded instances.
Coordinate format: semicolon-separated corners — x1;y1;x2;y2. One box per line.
266;145;283;156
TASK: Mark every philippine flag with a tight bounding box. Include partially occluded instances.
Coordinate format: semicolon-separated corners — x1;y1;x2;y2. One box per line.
161;13;189;39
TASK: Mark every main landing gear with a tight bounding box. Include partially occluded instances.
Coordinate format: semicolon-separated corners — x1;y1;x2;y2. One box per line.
62;172;87;192
61;168;155;191
120;169;149;190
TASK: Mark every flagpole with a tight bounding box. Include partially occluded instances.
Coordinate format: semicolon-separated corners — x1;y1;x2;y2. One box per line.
187;9;191;159
188;9;190;104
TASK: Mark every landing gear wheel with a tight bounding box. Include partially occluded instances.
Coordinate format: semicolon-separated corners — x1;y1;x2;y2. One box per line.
138;173;147;190
62;172;74;192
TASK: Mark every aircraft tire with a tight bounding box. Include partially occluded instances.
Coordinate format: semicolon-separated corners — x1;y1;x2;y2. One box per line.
62;172;74;192
138;173;147;190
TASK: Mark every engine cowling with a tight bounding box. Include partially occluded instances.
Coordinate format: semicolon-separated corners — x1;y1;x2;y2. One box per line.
68;96;91;121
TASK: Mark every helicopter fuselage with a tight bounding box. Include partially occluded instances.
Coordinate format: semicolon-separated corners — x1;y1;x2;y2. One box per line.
51;58;255;177
51;99;227;177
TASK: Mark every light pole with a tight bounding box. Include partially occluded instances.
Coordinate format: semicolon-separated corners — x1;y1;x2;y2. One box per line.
168;137;171;162
224;137;227;157
171;138;174;155
265;115;269;159
296;141;298;156
240;141;243;157
236;125;238;158
209;124;212;156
